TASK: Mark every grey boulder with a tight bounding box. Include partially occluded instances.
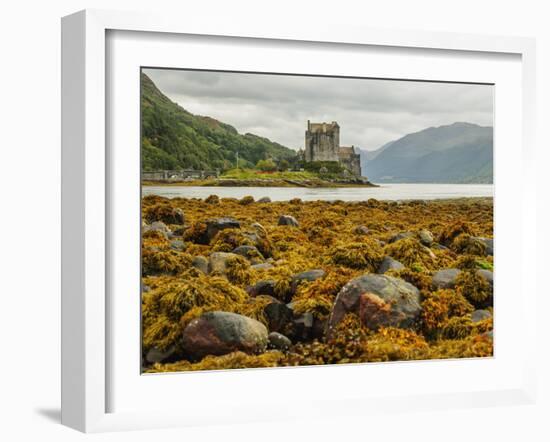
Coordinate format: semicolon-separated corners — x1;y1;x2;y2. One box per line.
328;274;421;334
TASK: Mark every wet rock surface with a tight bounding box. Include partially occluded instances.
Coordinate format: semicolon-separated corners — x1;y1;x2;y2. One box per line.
181;311;268;359
328;274;421;333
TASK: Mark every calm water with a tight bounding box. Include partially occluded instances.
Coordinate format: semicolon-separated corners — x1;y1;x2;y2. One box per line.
142;183;493;202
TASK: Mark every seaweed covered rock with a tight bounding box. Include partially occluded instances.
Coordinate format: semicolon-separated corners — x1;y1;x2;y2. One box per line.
247;280;277;297
328;274;421;334
384;237;436;270
205;217;241;243
331;240;384;271
257;196;272;203
290;269;326;293
455;269;493;308
208;252;243;275
143;203;185;225
232;245;265;264
432;268;461;289
418;229;434;246
377;256;405;274
389;231;414;243
278;215;299;227
181;311;268;359
191;255;209;274
474;237;493;256
471;309;492;323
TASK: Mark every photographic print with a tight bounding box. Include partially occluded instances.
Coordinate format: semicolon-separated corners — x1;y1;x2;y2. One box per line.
140;68;494;373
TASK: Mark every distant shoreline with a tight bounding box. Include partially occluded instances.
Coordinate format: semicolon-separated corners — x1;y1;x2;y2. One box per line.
141;178;378;188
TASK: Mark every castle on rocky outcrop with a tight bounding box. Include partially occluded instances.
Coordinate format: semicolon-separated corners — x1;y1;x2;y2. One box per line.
304;120;362;176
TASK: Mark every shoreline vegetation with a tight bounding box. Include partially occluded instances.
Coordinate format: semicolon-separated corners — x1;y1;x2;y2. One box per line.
142;167;377;188
141;194;494;373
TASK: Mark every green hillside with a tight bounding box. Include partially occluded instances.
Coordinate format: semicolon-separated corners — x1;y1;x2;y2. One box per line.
141;72;296;171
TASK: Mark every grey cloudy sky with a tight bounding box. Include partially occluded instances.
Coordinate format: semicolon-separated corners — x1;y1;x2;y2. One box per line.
143;68;494;151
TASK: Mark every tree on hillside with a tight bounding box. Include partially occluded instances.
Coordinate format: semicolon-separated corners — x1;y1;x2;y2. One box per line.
256;158;277;172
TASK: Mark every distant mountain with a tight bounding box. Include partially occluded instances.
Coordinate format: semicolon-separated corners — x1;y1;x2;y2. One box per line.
361;122;493;183
141;73;295;171
359;141;394;172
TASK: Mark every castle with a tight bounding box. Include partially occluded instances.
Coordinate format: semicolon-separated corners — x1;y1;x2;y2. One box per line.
304;120;362;176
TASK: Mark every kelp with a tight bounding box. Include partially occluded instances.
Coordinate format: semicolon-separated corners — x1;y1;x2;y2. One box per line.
420;289;474;338
143;202;184;225
141;195;494;372
291;268;357;320
455;270;492;307
141;249;192;276
383;237;436;270
149;350;284;372
451;234;488;255
330;239;384;271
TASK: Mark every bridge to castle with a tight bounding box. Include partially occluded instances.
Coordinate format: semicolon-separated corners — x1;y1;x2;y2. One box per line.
142;169;220;181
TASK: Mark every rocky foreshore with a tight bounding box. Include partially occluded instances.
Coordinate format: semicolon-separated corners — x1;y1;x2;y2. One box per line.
141;195;494;372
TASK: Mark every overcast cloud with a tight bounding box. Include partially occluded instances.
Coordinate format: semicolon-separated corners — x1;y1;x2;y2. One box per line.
143;68;494;151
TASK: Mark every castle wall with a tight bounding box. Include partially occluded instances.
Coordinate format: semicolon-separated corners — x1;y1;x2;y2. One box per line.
304;121;362;176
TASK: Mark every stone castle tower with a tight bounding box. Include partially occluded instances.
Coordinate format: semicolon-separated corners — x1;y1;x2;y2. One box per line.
304;120;362;176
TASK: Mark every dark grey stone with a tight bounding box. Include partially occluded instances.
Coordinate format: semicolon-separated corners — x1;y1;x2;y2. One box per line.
246;280;277;297
268;332;292;350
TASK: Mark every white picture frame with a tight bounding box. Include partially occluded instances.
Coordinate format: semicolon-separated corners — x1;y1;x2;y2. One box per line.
61;9;537;433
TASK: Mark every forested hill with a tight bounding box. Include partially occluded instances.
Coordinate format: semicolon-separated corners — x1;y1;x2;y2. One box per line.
141;72;296;171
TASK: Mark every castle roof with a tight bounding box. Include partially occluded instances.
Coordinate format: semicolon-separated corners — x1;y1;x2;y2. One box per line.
337;146;357;159
308;121;339;133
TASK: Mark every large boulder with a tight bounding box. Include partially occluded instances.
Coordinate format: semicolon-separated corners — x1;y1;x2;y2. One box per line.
432;268;461;289
377;256;405;274
205;217;241;243
181;311;268;359
328;274;421;334
278;215;299;227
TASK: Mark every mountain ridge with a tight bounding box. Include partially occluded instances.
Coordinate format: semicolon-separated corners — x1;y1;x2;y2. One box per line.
361;122;493;184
